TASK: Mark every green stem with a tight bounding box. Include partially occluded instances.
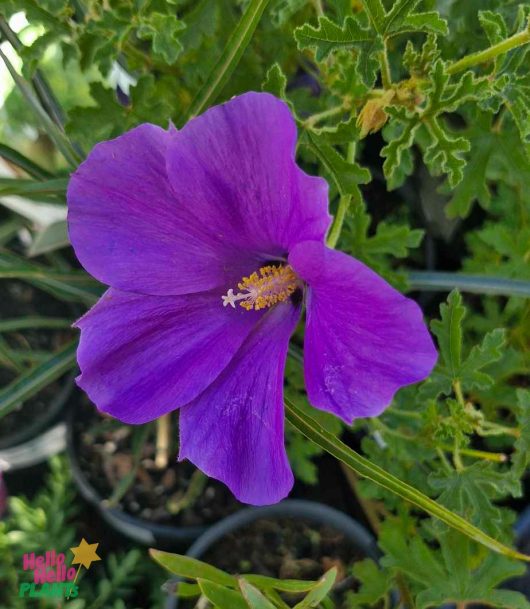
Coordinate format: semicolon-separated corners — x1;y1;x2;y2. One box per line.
285;397;530;562
302;104;346;128
326;141;356;248
447;27;530;75
312;0;324;17
380;42;392;89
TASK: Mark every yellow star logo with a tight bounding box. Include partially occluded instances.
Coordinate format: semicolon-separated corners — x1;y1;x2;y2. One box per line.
69;538;102;571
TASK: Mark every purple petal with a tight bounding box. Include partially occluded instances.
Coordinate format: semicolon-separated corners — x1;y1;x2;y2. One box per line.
68;124;261;296
76;288;264;423
289;241;437;423
166;92;331;259
179;302;299;505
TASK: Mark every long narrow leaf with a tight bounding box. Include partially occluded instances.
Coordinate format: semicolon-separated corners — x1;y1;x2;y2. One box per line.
0;177;68;197
408;271;530;298
0;339;77;419
0;47;80;167
285;397;530;562
0;317;71;332
0;143;53;180
184;0;270;120
0;250;101;305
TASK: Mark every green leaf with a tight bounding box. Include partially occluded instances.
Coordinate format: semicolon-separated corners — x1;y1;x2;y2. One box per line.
293;568;336;609
380;524;530;609
244;575;319;593
0;177;68;198
0;250;101;305
184;0;271;120
430;289;465;379
0;339;77;419
261;63;287;97
382;0;420;33
198;580;248;609
347;559;393;608
284;397;530;563
429;462;519;536
294;16;381;86
149;551;236;588
424;117;471;187
479;11;508;45
446;121;494;218
27;220;69;256
389;11;448;36
0;317;71;332
407;272;530;298
0;46;80;167
239;579;276;609
295;16;375;60
303;130;370;196
512;389;530;478
459;328;506;390
0;144;53;180
137;13;186;64
381;108;419;185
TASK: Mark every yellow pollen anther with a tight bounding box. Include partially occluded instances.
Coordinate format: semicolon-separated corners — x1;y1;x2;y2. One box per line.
222;265;299;311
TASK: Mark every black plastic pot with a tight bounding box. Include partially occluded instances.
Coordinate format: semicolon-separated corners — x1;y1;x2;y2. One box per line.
164;498;380;609
66;402;209;549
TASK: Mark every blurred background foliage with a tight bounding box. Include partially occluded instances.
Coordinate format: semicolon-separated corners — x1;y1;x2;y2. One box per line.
0;0;529;607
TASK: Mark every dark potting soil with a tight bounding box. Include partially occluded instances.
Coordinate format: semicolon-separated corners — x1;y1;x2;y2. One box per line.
0;281;74;443
202;518;364;581
74;398;242;527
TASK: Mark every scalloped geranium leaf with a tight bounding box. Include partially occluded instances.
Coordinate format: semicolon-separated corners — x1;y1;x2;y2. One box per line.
294;16;381;86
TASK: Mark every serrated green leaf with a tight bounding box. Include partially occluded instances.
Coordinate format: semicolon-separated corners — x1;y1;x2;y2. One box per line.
459;328;506;390
348;559;393;609
261;63;287;97
137;13;186;64
424;117;470;187
388;11;448;36
430;290;465;379
512;390;530;478
294;16;374;60
479;11;508;45
381;108;419;185
383;0;420;32
294;16;381;86
304;129;370;196
430;462;519;536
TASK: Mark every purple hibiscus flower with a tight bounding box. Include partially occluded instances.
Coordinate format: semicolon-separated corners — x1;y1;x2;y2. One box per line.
67;92;437;506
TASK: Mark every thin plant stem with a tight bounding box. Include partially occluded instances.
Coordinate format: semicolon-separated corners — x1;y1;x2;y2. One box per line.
326;140;356;248
302;104;346;128
447;27;530;75
380;42;392;89
155;413;171;469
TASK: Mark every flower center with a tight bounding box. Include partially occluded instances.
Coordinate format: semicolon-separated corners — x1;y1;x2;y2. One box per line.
222;264;300;311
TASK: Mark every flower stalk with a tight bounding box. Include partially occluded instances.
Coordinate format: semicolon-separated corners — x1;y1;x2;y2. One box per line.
155;414;171;469
447;25;530;75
